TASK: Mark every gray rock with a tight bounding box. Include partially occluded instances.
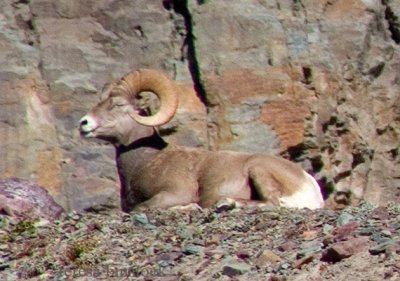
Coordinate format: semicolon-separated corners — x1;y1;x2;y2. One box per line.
224;122;280;154
323;224;334;235
222;262;251;276
337;212;355;226
369;239;400;255
298;240;322;258
182;244;200;255
133;213;150;225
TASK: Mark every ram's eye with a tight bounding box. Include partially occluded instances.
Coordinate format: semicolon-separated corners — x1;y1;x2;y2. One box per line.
109;98;127;109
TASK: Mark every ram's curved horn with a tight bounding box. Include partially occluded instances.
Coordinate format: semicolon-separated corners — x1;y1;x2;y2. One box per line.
118;69;179;127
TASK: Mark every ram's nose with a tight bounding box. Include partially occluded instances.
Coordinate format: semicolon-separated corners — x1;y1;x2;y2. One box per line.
80;118;88;127
79;115;98;136
79;116;89;130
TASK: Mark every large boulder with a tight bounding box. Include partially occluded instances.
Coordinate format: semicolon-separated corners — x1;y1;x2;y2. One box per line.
0;178;63;221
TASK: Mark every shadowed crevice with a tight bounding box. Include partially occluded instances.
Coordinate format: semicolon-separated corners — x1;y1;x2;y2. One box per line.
164;0;209;106
382;0;400;44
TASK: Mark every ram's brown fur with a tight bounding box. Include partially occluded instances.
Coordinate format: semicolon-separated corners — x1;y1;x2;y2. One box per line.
79;69;324;211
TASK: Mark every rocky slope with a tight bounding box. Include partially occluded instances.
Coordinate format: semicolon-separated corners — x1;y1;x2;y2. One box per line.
0;202;399;280
0;0;400;210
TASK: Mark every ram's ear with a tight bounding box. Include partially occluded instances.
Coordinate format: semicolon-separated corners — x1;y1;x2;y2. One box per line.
100;81;117;100
102;82;113;92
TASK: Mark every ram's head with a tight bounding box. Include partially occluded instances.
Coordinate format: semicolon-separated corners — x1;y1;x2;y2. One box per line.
79;69;179;145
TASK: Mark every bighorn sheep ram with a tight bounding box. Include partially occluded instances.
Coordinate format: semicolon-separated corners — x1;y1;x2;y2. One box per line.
79;69;324;211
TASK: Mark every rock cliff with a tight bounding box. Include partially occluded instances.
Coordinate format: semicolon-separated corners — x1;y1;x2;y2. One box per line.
0;0;399;210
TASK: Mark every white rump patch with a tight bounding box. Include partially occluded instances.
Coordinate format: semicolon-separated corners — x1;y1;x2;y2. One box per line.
279;171;324;209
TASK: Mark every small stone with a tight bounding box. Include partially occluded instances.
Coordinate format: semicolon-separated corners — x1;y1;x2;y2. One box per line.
303;230;318;240
279;262;291;270
34;219;50;228
156;252;183;262
371;231;389;243
256;249;282;267
358;226;375;236
144;223;156;230
293;254;315;269
182;244;200;255
222;262;251;276
178;226;195;240
370;207;390;221
268;212;280;220
322;237;369;262
392;222;400;231
329;221;360;242
278;241;297;252
323;224;333;235
205;249;225;260
68;212;81;221
133;213;149;225
215;198;236;213
297;240;322;257
236;250;251;259
222;255;235;263
213;253;224;260
337;212;355;226
0;263;10;270
144;246;154;255
205;234;223;246
369;240;400;255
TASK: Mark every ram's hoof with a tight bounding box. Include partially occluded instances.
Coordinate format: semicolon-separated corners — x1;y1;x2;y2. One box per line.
170;203;202;211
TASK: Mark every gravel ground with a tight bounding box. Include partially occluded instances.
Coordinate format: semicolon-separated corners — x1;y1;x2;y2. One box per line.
1;201;399;280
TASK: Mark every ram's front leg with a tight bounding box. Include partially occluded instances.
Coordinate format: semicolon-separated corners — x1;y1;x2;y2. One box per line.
132;190;195;211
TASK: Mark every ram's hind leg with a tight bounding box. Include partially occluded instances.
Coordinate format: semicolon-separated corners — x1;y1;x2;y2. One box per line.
248;166;283;206
133;190;195;211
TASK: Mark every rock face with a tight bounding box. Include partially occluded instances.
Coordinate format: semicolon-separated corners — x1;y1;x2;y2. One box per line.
0;0;399;210
0;178;63;221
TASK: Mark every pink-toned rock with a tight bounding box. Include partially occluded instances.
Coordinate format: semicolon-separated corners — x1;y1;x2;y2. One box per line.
322;237;370;262
370;206;390;221
0;178;63;221
328;221;360;243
